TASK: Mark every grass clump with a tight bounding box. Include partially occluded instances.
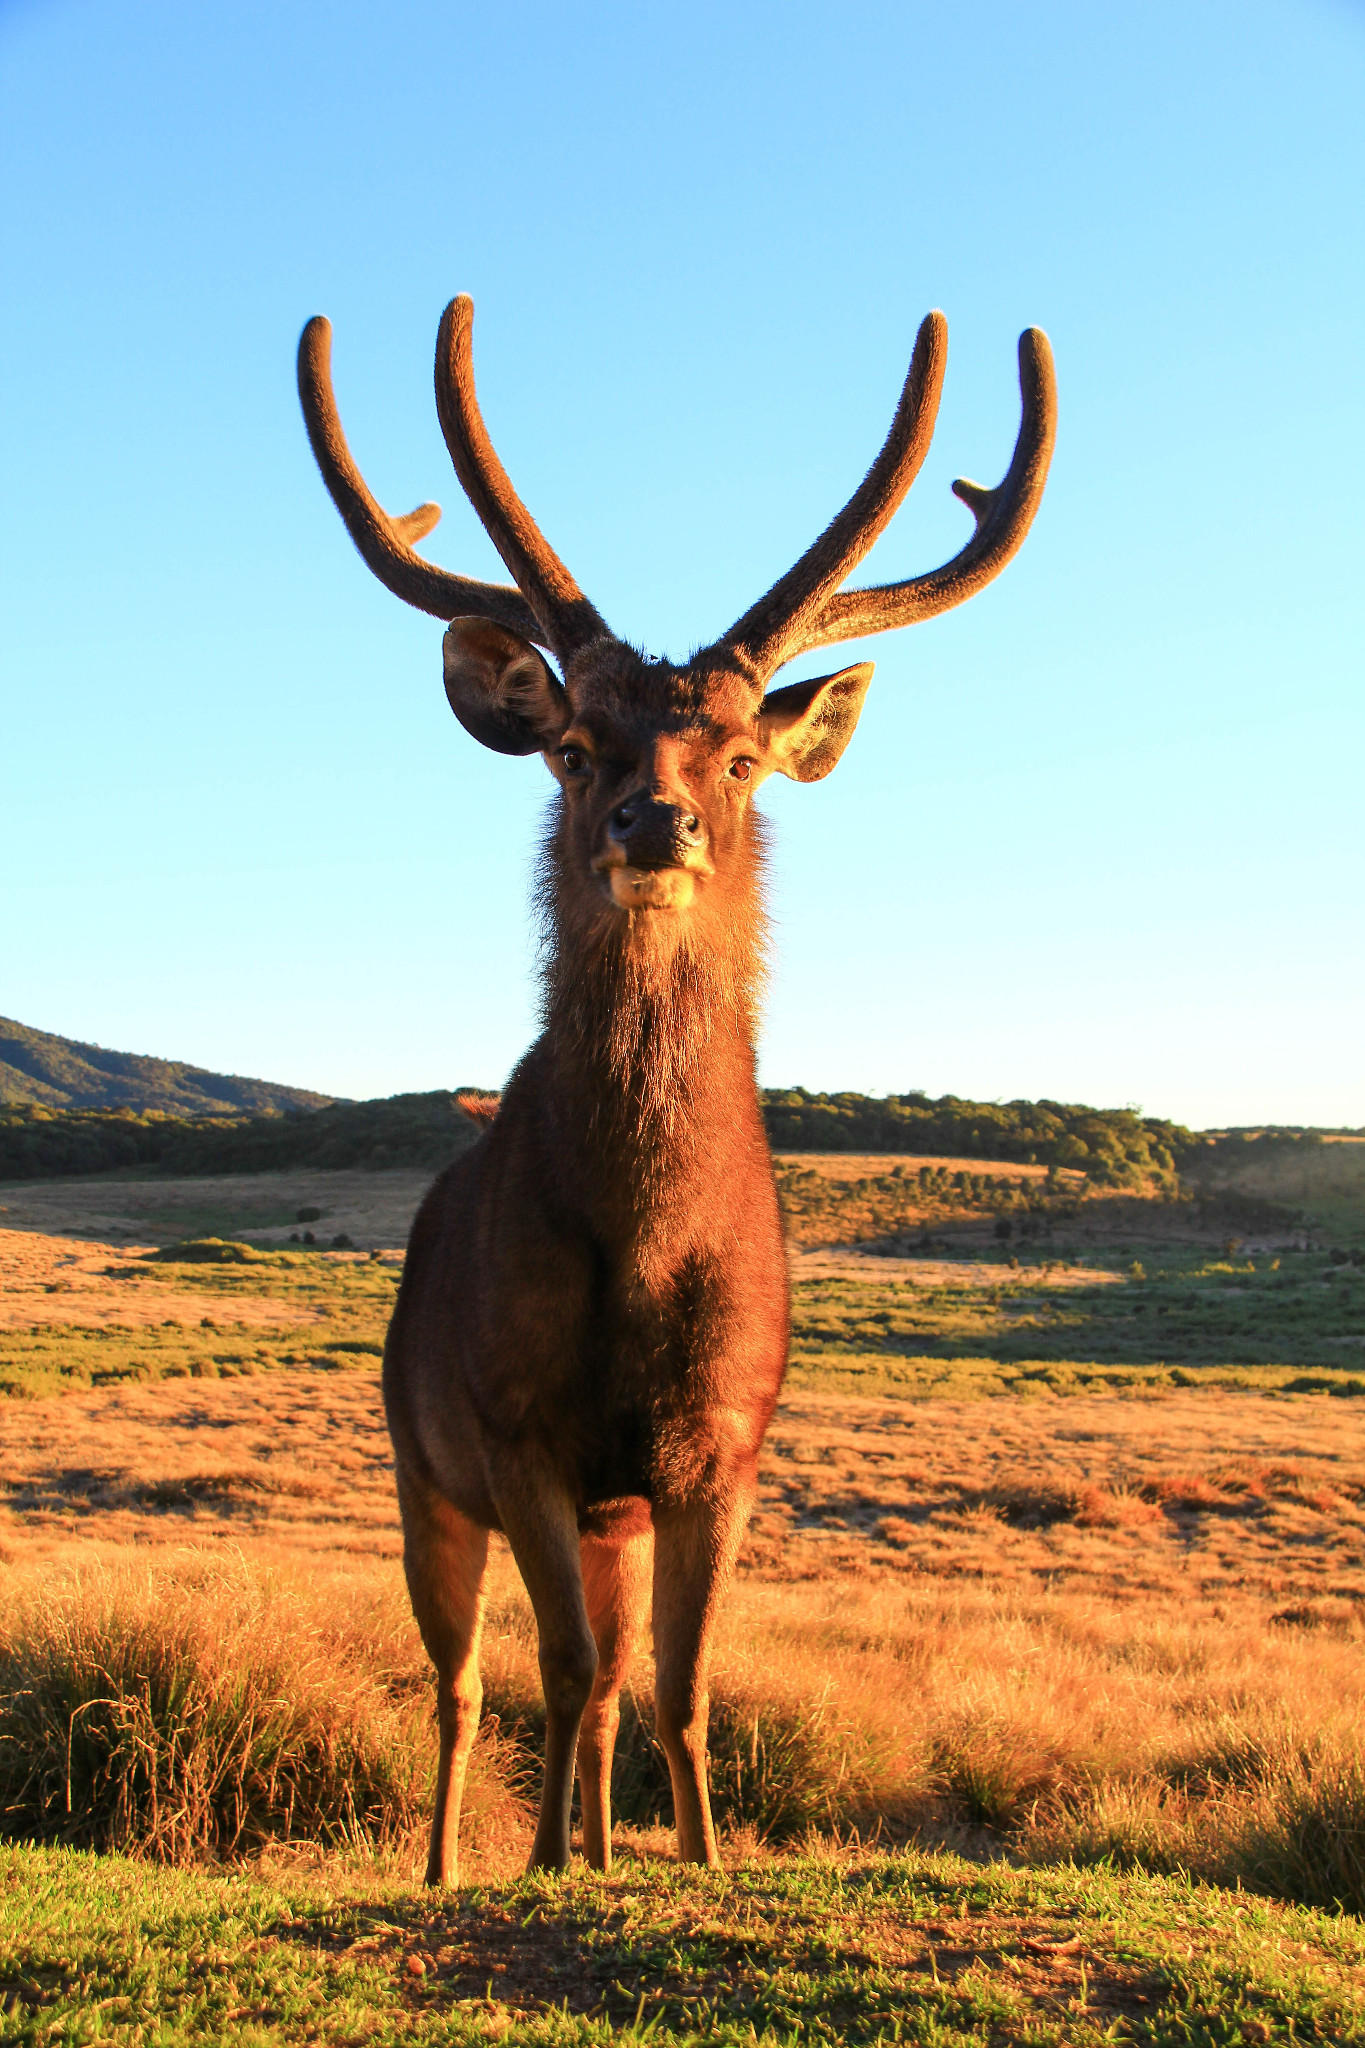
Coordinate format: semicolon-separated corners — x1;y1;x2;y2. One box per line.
142;1238;272;1264
1244;1736;1365;1908
0;1562;519;1863
614;1669;912;1842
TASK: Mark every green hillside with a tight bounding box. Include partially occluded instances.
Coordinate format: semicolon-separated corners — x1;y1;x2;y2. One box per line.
0;1092;485;1181
0;1016;334;1117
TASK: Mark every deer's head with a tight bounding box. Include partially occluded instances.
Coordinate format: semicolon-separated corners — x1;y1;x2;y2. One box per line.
299;300;1055;940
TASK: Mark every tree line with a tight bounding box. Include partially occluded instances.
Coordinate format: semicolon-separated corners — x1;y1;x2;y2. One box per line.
0;1086;1208;1187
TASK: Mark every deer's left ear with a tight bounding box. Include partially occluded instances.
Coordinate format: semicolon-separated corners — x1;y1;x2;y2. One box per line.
757;663;875;783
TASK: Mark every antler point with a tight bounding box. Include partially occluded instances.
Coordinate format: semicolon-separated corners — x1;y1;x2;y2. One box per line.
951;477;994;523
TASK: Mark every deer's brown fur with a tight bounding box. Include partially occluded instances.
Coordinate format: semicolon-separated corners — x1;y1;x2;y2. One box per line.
298;296;1055;1879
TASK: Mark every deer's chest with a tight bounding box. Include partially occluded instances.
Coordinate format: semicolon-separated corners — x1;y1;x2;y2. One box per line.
557;1240;788;1505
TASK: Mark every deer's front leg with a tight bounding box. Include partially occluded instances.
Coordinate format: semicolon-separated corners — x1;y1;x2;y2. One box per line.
488;1456;598;1871
650;1471;756;1866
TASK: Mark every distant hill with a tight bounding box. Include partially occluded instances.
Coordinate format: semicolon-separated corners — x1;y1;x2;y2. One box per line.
1;1018;1353;1206
0;1016;336;1117
0;1092;486;1181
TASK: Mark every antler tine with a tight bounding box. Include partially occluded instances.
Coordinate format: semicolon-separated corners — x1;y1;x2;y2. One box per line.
714;311;948;688
434;297;611;663
297;316;545;642
793;327;1057;655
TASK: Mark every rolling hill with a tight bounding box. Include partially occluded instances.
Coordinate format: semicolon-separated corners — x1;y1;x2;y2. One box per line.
0;1016;337;1117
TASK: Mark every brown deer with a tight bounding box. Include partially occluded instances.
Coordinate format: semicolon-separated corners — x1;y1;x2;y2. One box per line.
297;298;1055;1882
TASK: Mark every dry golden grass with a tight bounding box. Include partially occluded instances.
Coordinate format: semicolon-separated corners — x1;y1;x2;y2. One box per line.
0;1230;335;1333
3;1214;1364;1914
773;1153;1066;1185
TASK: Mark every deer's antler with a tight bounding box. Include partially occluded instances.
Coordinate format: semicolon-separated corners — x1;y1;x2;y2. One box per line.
712;320;1056;687
297;316;546;643
434;297;611;663
715;311;948;684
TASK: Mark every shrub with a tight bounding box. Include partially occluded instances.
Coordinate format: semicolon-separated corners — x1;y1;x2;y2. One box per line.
143;1239;268;1265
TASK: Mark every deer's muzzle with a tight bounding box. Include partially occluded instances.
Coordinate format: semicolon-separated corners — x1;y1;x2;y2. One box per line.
593;796;713;912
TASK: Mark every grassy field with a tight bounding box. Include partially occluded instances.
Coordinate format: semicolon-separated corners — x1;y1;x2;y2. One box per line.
1;1155;1363;2044
7;1841;1365;2045
787;1250;1365;1400
0;1229;398;1402
3;1204;1361;1405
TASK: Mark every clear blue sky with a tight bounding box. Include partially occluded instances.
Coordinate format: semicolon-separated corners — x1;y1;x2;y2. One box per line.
3;0;1362;1128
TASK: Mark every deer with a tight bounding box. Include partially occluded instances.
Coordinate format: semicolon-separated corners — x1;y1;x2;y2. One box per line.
297;296;1055;1883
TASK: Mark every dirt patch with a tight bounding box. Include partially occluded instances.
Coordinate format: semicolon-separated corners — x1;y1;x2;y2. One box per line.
308;1887;1168;2030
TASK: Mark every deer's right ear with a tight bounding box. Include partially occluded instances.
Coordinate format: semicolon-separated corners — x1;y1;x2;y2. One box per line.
442;617;568;756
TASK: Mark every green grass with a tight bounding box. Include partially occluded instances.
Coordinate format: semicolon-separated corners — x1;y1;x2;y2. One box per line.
3;1844;1363;2045
0;1249;398;1400
6;1241;1364;1405
786;1251;1365;1401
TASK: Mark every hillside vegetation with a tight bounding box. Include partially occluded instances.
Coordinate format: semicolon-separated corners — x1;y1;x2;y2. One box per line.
0;1016;333;1117
0;1092;484;1181
763;1087;1198;1186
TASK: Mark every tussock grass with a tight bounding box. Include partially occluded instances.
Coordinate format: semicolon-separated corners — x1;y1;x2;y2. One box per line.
1234;1734;1365;1914
1033;1730;1365;1916
0;1561;520;1863
3;1557;1364;1918
475;1596;918;1844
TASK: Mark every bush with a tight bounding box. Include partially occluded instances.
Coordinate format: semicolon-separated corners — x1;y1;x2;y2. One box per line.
143;1239;269;1265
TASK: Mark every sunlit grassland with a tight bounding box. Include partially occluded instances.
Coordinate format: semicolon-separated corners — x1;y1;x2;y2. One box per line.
0;1246;398;1400
4;1234;1362;1404
2;1174;1364;2046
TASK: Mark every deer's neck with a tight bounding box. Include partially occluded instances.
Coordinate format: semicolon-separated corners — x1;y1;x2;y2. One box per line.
537;846;768;1222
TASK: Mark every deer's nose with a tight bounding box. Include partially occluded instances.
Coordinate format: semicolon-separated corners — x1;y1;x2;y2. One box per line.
608;795;704;868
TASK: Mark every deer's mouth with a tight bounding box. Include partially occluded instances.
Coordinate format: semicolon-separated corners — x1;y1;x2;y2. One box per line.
604;865;698;912
592;842;711;913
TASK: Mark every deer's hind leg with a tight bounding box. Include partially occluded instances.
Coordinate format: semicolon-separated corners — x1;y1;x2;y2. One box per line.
397;1473;490;1887
577;1519;653;1872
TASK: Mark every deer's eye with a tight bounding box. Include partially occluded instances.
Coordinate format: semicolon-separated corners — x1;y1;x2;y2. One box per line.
561;747;589;775
728;757;754;783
